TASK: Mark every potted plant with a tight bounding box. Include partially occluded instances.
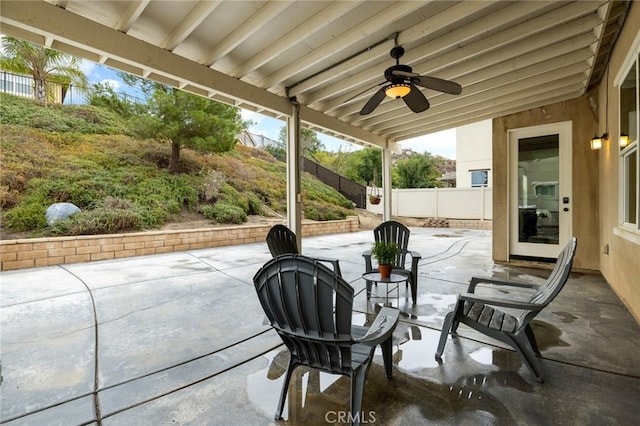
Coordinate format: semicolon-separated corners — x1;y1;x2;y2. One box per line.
368;171;381;205
371;241;398;278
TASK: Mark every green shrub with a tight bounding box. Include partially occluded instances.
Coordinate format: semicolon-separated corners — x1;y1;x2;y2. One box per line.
302;174;354;210
246;192;263;215
213;182;262;217
303;200;348;221
211;202;246;224
101;196;134;210
0;93;131;135
220;184;247;211
49;208;142;235
199;204;216;220
3;202;48;231
137;206;170;228
0;184;19;209
0;105;360;237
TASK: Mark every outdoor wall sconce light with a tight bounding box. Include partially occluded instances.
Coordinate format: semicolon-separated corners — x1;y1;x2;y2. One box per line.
590;133;607;150
620;133;630;148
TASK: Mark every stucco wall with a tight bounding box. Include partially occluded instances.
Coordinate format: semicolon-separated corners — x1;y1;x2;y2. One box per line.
456;119;493;187
492;95;600;271
596;2;640;324
493;2;640;323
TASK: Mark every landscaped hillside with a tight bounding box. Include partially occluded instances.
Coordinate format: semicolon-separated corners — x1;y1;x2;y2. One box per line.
0;93;354;239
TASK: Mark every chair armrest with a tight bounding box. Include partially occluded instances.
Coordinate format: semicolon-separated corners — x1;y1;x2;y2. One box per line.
410;252;420;272
468;275;540;293
458;292;544;311
313;256;342;276
354;307;399;347
399;249;421;262
408;250;422;260
362;249;373;273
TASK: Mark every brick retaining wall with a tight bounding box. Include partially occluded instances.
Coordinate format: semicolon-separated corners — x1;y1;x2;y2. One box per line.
0;216;360;271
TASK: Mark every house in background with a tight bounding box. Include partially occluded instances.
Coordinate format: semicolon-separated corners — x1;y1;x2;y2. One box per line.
436;171;457;188
456;119;492;188
0;71;68;103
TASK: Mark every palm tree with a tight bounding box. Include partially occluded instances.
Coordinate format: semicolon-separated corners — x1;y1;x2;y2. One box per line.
0;36;87;106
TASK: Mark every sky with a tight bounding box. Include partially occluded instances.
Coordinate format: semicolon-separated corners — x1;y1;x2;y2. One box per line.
81;61;457;159
79;60;146;100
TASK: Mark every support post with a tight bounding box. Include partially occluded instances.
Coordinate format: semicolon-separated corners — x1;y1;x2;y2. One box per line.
382;147;392;221
286;98;302;250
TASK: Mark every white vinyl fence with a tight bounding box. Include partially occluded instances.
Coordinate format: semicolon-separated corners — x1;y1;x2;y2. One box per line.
367;187;492;220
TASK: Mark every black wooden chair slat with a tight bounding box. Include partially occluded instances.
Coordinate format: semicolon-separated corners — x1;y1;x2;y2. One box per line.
266;224;342;276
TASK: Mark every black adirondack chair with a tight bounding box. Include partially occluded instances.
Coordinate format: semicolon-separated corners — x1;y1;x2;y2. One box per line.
435;237;577;382
363;221;421;305
266;224;342;276
253;254;399;426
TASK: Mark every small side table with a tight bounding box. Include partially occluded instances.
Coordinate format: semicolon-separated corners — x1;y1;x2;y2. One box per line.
362;272;407;307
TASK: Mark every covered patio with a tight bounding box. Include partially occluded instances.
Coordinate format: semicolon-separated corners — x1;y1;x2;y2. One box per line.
1;1;640;423
2;229;639;424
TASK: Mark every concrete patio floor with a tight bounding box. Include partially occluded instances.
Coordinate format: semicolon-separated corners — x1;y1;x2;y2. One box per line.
1;228;639;425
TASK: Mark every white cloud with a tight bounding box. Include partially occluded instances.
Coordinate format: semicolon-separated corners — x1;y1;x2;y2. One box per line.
240;109;257;120
399;128;457;159
241;109;284;140
99;78;120;90
78;59;96;77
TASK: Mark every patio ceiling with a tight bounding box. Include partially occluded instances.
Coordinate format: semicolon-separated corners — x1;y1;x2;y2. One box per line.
0;1;630;149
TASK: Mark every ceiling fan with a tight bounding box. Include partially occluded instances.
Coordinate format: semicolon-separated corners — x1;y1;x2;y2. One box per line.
359;46;462;115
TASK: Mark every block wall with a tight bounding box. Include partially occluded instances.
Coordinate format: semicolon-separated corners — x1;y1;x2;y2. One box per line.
0;216;360;271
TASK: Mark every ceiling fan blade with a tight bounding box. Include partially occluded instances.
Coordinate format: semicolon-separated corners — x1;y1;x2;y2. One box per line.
403;86;430;113
391;70;462;95
359;86;387;115
343;81;386;104
413;75;462;95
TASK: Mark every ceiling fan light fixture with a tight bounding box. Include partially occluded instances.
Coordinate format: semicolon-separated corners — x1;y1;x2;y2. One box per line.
385;83;411;99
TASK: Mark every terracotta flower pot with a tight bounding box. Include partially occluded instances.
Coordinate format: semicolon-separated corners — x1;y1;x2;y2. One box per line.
378;264;392;278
